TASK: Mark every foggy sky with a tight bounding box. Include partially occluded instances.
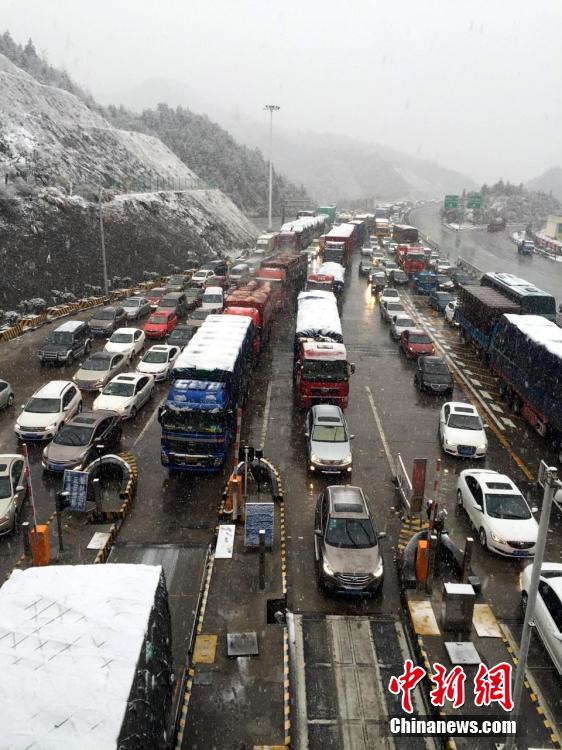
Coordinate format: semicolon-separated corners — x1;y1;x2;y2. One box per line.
3;0;561;184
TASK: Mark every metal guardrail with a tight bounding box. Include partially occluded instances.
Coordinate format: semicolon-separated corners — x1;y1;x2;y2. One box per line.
395;452;413;515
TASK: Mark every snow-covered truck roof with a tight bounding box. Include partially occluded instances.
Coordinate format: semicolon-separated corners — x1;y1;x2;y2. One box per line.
0;564;165;750
318;262;345;283
502;314;562;358
296;290;343;342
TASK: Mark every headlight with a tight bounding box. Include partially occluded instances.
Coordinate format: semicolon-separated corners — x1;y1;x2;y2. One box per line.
0;513;10;523
310;453;321;464
373;559;384;578
15;422;21;430
491;532;507;545
477;443;487;451
322;558;335;576
445;439;455;448
44;423;57;431
341;454;352;465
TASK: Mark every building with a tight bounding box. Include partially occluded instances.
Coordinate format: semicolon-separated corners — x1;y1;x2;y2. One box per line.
544;214;562;241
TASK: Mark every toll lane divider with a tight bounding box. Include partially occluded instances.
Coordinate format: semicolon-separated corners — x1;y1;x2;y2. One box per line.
0;280;164;344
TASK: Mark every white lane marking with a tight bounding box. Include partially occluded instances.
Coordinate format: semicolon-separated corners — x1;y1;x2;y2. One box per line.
490;403;504;414
133;394;166;447
470;379;482;387
479;390;493;400
502;417;517;429
260;381;272;449
366;385;396;476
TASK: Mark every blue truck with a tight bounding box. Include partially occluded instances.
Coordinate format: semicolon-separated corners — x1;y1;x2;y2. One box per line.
454;285;519;358
488;314;562;459
158;314;254;472
413;271;438;295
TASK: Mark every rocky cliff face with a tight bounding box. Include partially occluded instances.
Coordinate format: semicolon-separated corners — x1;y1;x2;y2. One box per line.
0;187;256;307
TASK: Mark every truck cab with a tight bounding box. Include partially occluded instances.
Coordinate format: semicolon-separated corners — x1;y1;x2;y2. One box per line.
295;341;354;410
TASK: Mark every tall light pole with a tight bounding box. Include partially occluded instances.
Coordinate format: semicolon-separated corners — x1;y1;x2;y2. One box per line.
265;105;280;232
98;189;109;295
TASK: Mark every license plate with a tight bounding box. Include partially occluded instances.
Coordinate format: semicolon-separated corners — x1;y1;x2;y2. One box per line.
512;550;529;557
50;464;64;471
23;433;39;439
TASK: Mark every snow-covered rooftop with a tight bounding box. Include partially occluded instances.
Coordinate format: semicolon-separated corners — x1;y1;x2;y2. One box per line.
0;564;162;750
318;262;345;282
173;314;253;374
296;290;342;340
503;313;562;358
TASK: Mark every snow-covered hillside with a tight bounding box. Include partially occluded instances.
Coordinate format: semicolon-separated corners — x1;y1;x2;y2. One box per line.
0;55;257;307
0;54;197;187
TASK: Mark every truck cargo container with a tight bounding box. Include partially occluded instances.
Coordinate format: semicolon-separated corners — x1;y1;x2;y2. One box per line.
374;217;391;238
306;273;335;293
318;261;345;294
488;314;562;458
316;205;337;224
0;564;172;750
255;233;279;255
225;281;275;357
322;224;356;267
160;314;254;471
455;286;520;355
392;224;419;244
294;290;354;409
257;253;307;310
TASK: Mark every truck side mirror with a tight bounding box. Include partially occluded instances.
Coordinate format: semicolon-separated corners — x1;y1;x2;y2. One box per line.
349;363;356;374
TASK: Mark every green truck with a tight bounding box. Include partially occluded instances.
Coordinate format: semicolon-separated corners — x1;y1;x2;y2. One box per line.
316;205;337;224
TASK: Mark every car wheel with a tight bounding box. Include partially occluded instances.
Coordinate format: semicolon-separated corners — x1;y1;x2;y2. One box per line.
149;387;155;399
77;401;82;413
130;406;138;420
456;489;463;507
67;352;74;366
7;394;14;408
521;591;528;616
479;528;487;549
85;341;92;354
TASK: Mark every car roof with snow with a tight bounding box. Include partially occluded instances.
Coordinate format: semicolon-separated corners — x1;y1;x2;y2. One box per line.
448;402;478;415
34;380;73;398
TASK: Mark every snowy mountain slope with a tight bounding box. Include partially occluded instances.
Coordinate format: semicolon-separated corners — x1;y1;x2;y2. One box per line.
0;54;196;187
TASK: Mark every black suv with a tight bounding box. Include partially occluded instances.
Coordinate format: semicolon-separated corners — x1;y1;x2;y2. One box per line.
38;320;92;366
414;355;454;395
202;259;228;277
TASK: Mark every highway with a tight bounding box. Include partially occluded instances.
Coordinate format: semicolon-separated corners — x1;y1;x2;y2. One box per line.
410;203;562;299
1;232;562;746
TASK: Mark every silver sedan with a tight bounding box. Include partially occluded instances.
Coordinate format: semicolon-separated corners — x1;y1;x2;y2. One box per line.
0;380;14;409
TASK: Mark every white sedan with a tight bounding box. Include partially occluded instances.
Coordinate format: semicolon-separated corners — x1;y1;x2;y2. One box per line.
104;328;145;361
390;314;416;341
444;300;459;326
439;402;488;458
93;373;155;420
457;469;538;557
379;288;401;305
521;563;562;674
137;345;181;381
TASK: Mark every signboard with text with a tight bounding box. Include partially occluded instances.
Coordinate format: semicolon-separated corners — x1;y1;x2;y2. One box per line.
444;195;459;209
62;469;89;512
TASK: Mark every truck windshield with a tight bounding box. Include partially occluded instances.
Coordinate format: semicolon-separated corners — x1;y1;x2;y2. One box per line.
161;409;225;435
302;360;347;381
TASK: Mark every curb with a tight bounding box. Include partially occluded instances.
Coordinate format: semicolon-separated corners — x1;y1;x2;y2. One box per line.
283;626;291;746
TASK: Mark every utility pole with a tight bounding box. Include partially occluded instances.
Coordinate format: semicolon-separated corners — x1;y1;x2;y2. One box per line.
265;105;280;231
505;465;561;750
98;189;109;295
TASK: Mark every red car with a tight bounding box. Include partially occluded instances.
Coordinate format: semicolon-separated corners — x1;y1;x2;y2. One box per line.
400;328;435;359
146;287;168;310
144;311;177;338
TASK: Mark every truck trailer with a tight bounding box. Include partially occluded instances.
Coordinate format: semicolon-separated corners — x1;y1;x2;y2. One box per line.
321;224;356;267
0;564;172;750
455;286;520;355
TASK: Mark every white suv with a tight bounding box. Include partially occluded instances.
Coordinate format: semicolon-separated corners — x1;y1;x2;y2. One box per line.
15;381;82;441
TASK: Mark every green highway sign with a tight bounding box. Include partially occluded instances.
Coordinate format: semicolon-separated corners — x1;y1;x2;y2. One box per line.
444;195;459;209
466;192;481;209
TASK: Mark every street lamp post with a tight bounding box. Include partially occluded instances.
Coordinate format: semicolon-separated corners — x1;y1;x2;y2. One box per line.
98;189;109;295
264;105;280;232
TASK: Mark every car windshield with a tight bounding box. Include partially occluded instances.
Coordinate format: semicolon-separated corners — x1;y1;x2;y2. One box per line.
396;318;414;328
383;290;399;298
124;298;141;307
83;357;110;371
325;517;376;548
95;310;115;320
103;381;135;397
143;350;168;363
485;493;531;520
0;477;11;499
394;271;407;279
168;276;185;285
204;294;222;304
424;366;451;383
109;333;133;343
169;328;192;342
185;288;200;298
448;414;482;430
409;334;431;344
438;276;450;284
387;303;404;312
25;397;60;413
149;289;166;299
311;424;347;442
46;331;73;346
302;360;348;382
149;315;167;324
191;309;211;320
54;425;94;446
159;300;176;308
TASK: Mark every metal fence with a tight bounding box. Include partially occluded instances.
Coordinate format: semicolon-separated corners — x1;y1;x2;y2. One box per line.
395;452;413;515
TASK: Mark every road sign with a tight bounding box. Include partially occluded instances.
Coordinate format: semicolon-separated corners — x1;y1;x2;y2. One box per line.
63;469;89;511
245;502;274;547
466;193;481;209
444;195;459;209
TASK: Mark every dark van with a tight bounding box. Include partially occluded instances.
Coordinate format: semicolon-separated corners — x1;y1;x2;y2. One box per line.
38;320;92;365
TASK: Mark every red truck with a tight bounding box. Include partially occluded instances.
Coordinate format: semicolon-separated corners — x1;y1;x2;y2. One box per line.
294;291;354;409
305;273;335;293
224;282;275;358
256;254;307;311
402;248;426;276
321;224;355;267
